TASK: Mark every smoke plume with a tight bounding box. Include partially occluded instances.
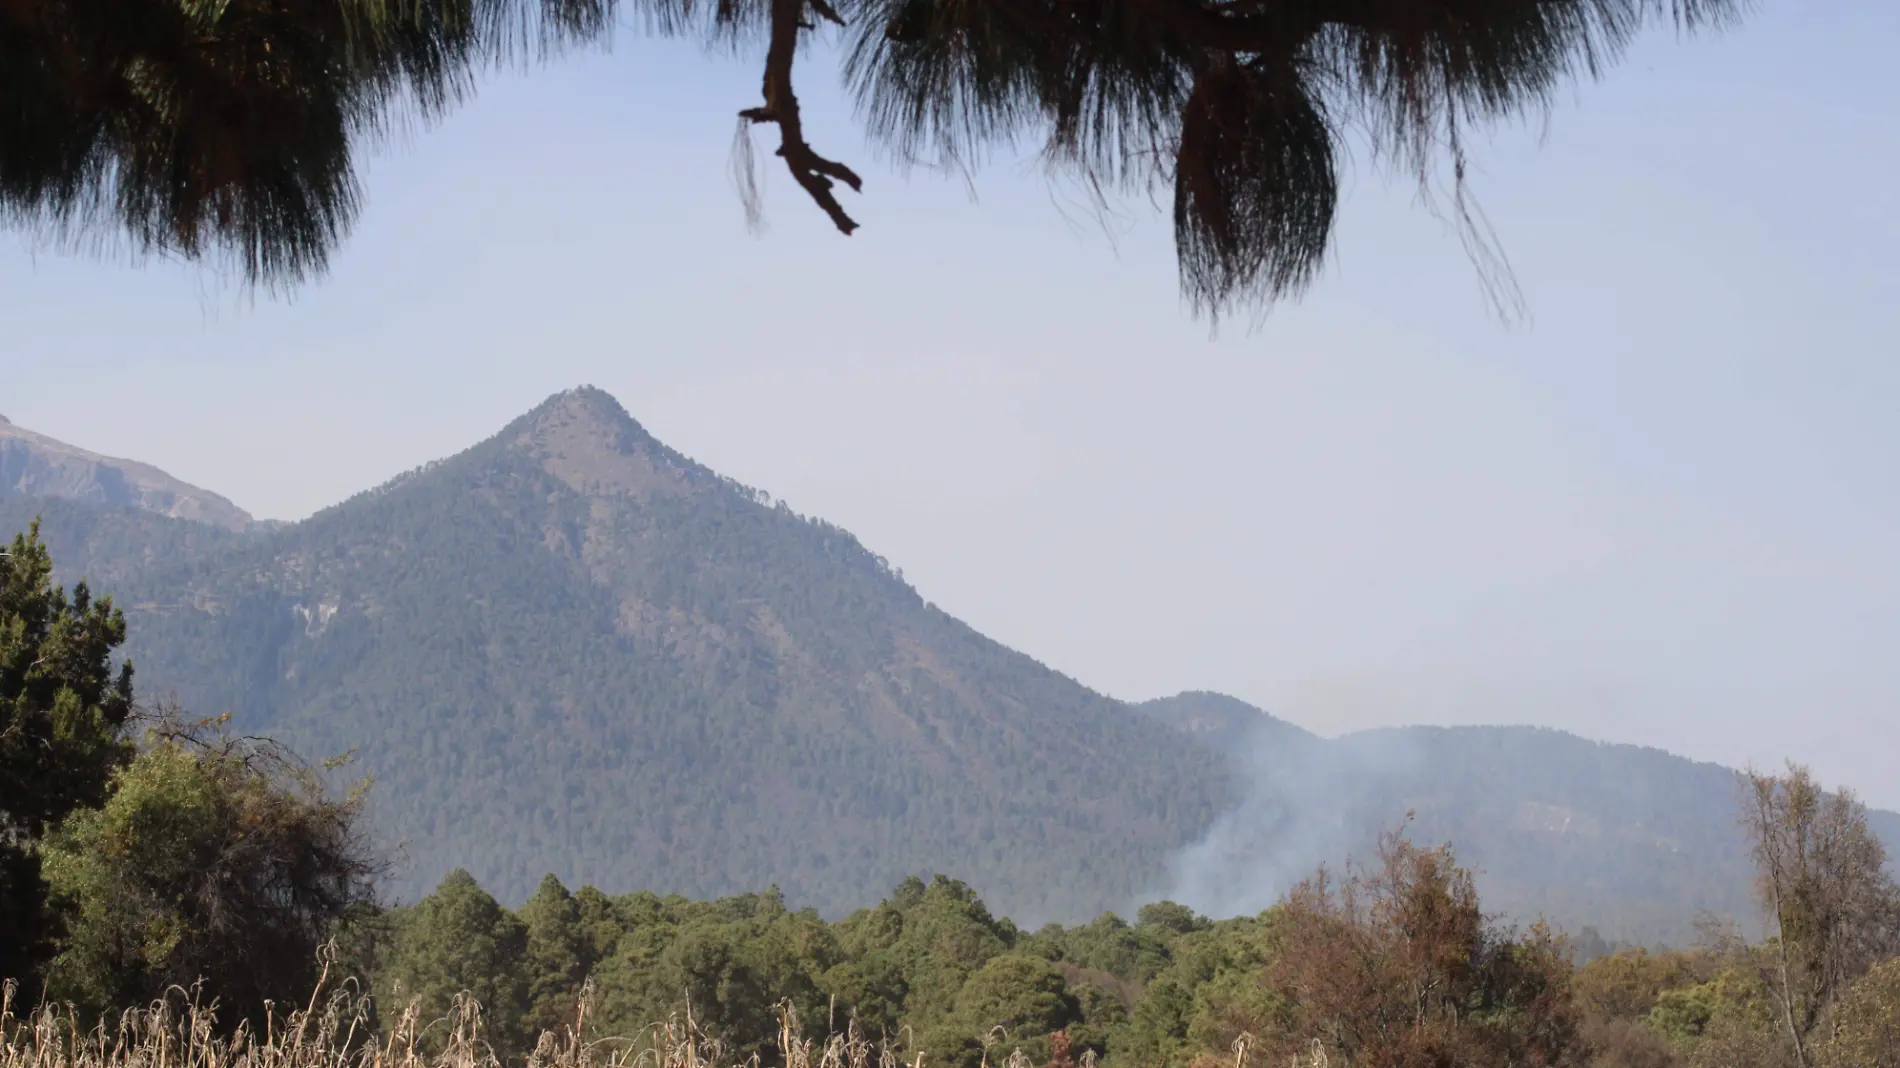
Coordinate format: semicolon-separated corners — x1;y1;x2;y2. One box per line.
1150;718;1428;919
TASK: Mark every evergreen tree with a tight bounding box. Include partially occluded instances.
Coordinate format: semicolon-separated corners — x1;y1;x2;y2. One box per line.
950;954;1081;1058
0;0;610;289
0;522;134;986
573;885;628;964
1133;902;1206;937
880;876;1016;1023
520;874;592;1035
384;870;534;1055
3;0;1747;317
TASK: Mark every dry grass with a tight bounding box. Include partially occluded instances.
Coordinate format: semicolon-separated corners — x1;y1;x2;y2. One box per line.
0;956;967;1068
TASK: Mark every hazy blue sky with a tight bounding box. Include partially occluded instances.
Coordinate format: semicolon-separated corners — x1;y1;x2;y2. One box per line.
5;4;1896;805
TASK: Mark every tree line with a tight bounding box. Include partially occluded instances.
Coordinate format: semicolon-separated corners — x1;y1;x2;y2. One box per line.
5;520;1900;1068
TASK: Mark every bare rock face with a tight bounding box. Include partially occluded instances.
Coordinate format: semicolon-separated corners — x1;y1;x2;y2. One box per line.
0;419;257;532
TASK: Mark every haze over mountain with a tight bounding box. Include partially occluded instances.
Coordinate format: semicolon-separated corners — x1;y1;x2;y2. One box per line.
1138;693;1900;945
1;389;1891;946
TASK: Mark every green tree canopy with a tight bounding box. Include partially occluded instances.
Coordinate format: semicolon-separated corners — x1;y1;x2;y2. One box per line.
1135;902;1207;937
581;888;838;1061
0;521;135;986
951;953;1080;1048
1044;913;1175;984
520;874;594;1035
2;0;1749;316
1100;913;1272;1068
383;869;535;1054
869;875;1017;1024
37;727;381;1028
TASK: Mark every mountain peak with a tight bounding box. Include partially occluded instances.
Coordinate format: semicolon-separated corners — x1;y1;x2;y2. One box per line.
505;387;693;499
528;386;642;430
514;387;654;446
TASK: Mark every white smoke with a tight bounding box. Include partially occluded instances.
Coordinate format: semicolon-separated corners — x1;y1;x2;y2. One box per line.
1152;720;1429;919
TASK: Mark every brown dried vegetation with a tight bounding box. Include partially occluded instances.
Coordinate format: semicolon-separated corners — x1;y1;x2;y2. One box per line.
0;973;916;1068
1261;832;1578;1068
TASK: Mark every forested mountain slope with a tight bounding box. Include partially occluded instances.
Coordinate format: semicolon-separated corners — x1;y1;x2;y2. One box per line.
1139;693;1900;945
79;388;1234;922
0;496;246;588
4;392;1892;945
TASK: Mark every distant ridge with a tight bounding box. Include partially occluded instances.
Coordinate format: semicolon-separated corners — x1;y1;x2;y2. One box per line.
1136;690;1315;751
1139;692;1900;944
0;418;258;532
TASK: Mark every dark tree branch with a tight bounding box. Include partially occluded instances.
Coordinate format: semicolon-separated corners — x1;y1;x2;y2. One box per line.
739;0;863;234
1120;0;1322;55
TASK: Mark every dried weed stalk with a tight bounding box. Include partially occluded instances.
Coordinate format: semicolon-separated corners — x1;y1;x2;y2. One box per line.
4;962;938;1068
